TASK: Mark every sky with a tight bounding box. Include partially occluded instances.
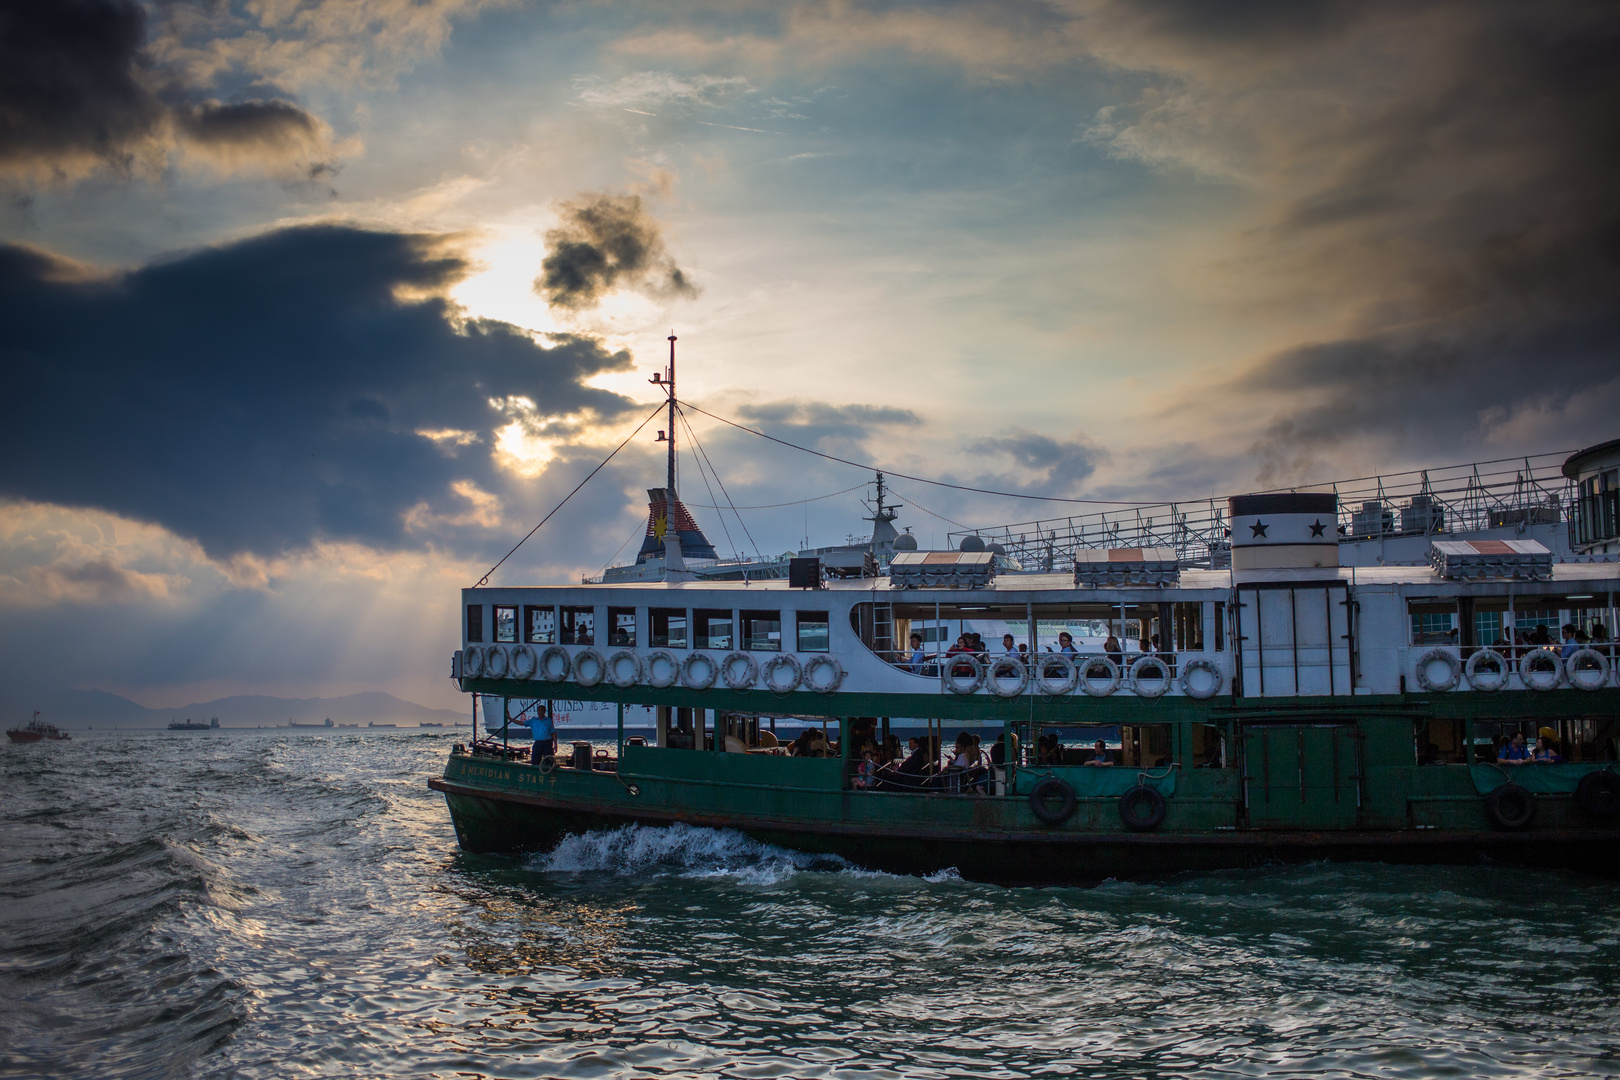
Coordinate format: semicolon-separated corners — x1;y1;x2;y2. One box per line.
2;0;1617;714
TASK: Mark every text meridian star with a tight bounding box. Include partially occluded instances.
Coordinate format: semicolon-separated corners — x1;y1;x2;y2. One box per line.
1250;520;1268;538
1309;520;1327;537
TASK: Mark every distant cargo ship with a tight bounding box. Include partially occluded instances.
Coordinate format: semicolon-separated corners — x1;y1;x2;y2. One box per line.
168;717;220;730
288;718;334;728
368;722;397;728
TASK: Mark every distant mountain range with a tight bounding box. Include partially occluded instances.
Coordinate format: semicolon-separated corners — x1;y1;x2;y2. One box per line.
4;687;466;729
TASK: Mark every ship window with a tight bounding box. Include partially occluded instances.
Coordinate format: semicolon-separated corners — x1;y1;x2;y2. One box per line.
741;610;781;651
1214;602;1225;651
797;611;830;652
1121;724;1174;768
694;609;733;650
494;606;518;643
524;605;555;644
1408;601;1458;646
608;607;636;647
1170;602;1204;651
650;608;687;648
560;606;595;646
466;604;483;643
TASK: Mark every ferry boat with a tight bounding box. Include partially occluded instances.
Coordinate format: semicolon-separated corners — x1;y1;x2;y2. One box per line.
428;356;1620;883
7;711;70;743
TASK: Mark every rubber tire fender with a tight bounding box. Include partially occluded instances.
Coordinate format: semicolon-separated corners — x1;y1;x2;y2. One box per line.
1575;770;1620;821
1118;784;1167;831
1029;777;1078;825
1485;782;1536;830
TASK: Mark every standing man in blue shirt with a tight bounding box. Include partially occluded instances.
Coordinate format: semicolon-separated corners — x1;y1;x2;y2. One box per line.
530;704;557;762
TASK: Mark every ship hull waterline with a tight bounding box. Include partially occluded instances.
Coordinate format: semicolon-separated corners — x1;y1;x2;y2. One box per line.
429;776;1620;886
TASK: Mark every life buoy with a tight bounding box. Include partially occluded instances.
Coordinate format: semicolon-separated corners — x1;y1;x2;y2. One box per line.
1520;648;1563;691
1034;654;1077;696
461;645;485;678
803;655;844;694
1079;656;1121;697
762;653;802;695
682;652;718;690
1029;777;1077;825
606;650;642;688
538;645;571;683
538;754;557;774
573;648;606;688
1118;784;1167;831
644;650;680;689
510;644;537;680
944;654;984;695
1575;770;1620;821
1566;648;1611;692
1415;648;1461;692
1179;658;1223;699
484;645;510;679
988;656;1028;698
1129;655;1172;699
1485;783;1535;830
721;651;758;691
1465;649;1509;693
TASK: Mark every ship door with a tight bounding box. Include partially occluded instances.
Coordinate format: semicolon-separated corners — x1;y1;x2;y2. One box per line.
1241;724;1360;828
1235;583;1353;697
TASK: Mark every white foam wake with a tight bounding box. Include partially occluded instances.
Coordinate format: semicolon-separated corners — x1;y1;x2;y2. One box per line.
532;823;852;885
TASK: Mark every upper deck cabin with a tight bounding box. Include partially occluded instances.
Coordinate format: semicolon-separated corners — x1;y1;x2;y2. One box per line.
457;491;1620;713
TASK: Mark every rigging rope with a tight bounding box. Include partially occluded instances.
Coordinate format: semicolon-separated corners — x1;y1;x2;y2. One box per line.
680;402;1162;506
678;404;765;561
472;403;665;587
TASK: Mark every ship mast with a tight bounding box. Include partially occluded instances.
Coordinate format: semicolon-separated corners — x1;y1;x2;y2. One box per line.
661;333;677;493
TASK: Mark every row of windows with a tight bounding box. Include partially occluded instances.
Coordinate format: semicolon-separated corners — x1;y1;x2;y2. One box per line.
467;604;831;652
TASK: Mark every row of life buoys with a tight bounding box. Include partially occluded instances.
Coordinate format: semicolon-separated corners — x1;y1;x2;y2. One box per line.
944;654;1224;699
460;645;844;694
1418;647;1612;693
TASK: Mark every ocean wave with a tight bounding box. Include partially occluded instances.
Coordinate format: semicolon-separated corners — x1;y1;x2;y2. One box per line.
531;823;853;885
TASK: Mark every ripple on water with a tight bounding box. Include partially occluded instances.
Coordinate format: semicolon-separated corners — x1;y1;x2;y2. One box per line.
4;732;1620;1079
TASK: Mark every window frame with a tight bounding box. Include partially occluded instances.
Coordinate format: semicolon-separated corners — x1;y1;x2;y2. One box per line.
524;605;556;644
693;608;734;651
560;605;595;646
493;605;518;643
649;607;688;649
796;610;831;653
740;610;782;652
607;607;637;648
466;604;484;644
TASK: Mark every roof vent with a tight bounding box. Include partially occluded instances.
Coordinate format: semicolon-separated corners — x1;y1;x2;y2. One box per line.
1073;548;1180;587
889;551;994;589
1429;539;1552;581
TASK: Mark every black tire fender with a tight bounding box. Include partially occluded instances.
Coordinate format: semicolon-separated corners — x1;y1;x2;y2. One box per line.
1119;784;1167;831
1575;771;1620;821
1029;777;1077;825
1485;782;1535;830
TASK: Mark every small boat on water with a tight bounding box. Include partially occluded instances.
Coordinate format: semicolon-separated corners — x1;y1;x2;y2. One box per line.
168;717;220;730
429;344;1620;884
8;712;70;743
368;722;397;728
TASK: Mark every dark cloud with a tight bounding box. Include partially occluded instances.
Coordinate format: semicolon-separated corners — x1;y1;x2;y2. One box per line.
0;0;329;179
0;225;636;559
734;400;921;445
536;193;699;310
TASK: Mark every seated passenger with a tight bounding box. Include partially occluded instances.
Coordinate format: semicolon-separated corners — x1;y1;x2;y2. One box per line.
1560;624;1580;660
880;734;904;764
894;736;940;786
1084;739;1114;767
1002;634;1020;658
1057;632;1078;656
1104;636;1123;666
1035;731;1062;765
908;633;927;673
990;734;1008;765
849;717;879;757
1498;732;1531;765
1533;736;1562;764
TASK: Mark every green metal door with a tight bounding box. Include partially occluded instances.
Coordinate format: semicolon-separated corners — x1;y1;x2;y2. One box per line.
1242;725;1360;828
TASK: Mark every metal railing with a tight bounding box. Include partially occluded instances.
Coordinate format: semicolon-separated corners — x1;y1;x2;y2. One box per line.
951;452;1576;571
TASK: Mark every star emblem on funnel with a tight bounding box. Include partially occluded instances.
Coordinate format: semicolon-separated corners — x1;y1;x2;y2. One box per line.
1309;519;1327;537
1250;520;1268;538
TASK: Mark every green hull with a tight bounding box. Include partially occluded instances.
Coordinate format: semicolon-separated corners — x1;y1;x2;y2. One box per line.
431;740;1620;885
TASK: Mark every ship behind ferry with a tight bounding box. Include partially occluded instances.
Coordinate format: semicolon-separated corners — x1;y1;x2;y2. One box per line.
428;348;1620;884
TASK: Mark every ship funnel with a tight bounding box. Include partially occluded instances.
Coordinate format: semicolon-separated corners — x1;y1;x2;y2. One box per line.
1228;493;1339;580
635;488;719;564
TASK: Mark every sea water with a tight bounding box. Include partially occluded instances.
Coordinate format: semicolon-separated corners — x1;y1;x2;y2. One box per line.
4;729;1619;1079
